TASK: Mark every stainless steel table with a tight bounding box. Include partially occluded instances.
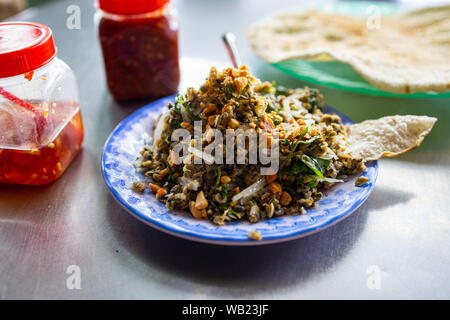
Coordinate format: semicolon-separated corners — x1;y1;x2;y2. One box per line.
1;0;449;299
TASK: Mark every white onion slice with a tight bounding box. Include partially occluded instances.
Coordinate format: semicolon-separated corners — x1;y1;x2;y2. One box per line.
232;178;266;203
323;177;344;183
178;177;200;191
188;146;215;164
152;111;170;150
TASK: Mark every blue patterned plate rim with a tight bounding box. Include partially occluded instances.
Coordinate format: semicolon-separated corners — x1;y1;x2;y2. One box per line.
102;94;378;245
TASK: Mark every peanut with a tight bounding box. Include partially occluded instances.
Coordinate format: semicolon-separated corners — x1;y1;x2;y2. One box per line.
208;115;217;126
280;191;292;206
180;122;193;131
233;77;248;93
220;176;231;184
148;183;160;193
189;201;205;219
268;182;282;195
228;119;240;129
156;188;167;197
195;191;208;210
265;174;277;184
203;103;219;115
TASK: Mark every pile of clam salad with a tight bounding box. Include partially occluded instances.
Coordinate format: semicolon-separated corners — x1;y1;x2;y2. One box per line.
132;66;365;225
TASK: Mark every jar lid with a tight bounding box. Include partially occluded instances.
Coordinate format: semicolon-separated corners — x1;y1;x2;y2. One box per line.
0;22;56;79
98;0;170;15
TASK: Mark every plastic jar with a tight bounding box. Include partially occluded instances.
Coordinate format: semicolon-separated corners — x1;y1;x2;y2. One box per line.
0;22;84;185
95;0;180;101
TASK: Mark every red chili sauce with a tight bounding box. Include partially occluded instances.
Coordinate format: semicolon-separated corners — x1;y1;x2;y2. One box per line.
99;11;180;101
0;105;84;185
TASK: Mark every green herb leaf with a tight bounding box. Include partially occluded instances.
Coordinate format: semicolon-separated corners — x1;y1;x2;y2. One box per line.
175;93;186;105
165;161;176;183
215;167;221;188
285;154;339;185
298;154;335;183
228;208;240;218
170;119;182;129
286;159;310;176
209;167;222;196
260;81;276;95
275;86;290;97
298;135;319;145
167;198;180;210
220;184;229;198
185;103;200;121
174;93;200;122
223;84;236;99
280;127;309;169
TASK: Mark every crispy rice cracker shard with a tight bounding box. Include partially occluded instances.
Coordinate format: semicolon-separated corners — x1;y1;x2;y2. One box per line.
247;5;450;94
345;115;437;161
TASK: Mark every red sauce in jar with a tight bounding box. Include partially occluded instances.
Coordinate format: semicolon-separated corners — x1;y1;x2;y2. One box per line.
98;6;180;101
0;104;84;185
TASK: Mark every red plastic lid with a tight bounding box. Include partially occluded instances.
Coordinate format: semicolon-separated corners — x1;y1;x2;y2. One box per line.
98;0;170;15
0;22;56;79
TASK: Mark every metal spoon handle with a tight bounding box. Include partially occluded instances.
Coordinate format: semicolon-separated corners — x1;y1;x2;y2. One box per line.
222;32;241;68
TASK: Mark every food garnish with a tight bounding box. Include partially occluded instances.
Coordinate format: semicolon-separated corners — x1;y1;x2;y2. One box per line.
346;115;437;161
248;230;262;241
355;176;369;187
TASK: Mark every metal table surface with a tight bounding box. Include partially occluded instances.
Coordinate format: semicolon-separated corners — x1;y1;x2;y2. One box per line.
1;0;449;300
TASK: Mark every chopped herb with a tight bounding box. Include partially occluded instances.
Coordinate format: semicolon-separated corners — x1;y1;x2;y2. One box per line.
209;167;222;196
275;86;291;97
170;118;182;129
223;84;236;99
218;204;228;212
215;167;222;188
298;154;331;182
175;93;186;105
170;96;184;128
229;208;240;218
174;93;200;122
281;127;309;169
286;159;310;176
167;198;180;210
165;161;176;183
252;109;261;120
279;139;291;148
307;88;325;111
273;118;282;126
220;184;229;198
298;135;320;145
185;103;200;121
284;153;332;185
260;81;276;95
172;103;181;114
284;185;300;197
162;130;170;144
265;100;283;113
339;167;355;175
307;176;320;188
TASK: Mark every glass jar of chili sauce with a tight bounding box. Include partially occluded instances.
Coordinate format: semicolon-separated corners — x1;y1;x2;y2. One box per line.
96;0;180;101
0;22;84;185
